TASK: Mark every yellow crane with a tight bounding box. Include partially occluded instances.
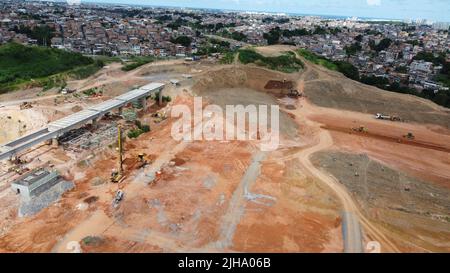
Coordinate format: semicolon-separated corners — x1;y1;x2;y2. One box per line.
111;124;124;183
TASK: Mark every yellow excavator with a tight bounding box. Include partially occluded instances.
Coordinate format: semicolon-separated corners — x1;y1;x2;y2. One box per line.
111;125;125;183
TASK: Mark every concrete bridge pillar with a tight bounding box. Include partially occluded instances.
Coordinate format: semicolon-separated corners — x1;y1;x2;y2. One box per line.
118;107;123;116
158;88;163;106
52;138;59;147
141;97;148;111
92;117;99;128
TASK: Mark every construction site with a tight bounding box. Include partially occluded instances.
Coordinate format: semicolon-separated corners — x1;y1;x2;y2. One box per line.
0;45;449;253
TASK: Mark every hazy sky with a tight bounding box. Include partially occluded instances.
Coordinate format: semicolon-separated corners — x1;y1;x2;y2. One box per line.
82;0;450;22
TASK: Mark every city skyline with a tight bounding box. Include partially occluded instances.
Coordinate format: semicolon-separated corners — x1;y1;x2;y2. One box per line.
78;0;450;22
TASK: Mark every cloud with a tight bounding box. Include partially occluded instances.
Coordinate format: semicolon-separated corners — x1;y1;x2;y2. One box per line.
366;0;381;6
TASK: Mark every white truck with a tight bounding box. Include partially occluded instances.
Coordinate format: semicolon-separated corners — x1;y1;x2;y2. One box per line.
375;113;402;122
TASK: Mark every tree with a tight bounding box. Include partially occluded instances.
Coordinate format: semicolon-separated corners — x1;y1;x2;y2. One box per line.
370;38;392;52
263;27;281;45
231;31;247;41
171;36;192;47
345;42;362;56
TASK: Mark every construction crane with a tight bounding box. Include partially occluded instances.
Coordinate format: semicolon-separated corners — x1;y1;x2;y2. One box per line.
111;124;124;183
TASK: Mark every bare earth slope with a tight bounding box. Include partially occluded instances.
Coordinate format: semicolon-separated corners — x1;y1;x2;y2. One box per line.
300;58;450;129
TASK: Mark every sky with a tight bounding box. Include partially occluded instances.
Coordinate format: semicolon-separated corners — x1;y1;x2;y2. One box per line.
79;0;450;22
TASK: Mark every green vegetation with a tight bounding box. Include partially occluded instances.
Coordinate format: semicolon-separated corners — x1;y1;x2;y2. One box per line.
70;59;104;79
298;48;360;80
282;28;310;37
313;26;328;35
0;43;100;93
344;42;362;56
161;95;172;103
230;31;247;42
41;74;66;91
220;51;237;64
262;17;290;24
413;52;450;89
263;27;282;45
167;18;189;30
220;30;247;42
92;55;122;64
81;236;103;247
170;35;192;47
195;38;232;56
121;56;154;71
10;25;55;46
263;26;342;45
127;120;151;139
152;91;172;103
238;49;303;73
369;38;392;52
413;51;446;66
82;87;103;96
298;49;338;70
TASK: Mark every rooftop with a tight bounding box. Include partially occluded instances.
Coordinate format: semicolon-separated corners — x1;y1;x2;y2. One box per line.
12;169;52;187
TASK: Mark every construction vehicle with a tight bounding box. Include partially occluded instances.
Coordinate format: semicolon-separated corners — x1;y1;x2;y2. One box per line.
404;132;415;140
288;89;302;98
61;88;76;95
111;125;125;183
112;190;124;208
152;111;167;124
136;152;150;169
20;102;32;110
375;113;402;122
353;126;368;133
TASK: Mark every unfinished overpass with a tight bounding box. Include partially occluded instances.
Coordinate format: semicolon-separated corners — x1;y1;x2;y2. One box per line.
0;82;165;161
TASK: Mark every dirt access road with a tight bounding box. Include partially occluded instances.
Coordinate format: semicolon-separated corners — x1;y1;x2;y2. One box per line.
285;55;401;252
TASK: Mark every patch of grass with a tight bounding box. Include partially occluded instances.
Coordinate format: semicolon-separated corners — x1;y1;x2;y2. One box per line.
81;236;104;247
121;56;154;71
70;60;104;80
82;87;102;96
298;49;338;71
220;51;236;64
238;49;303;73
92;55;122;64
298;49;359;80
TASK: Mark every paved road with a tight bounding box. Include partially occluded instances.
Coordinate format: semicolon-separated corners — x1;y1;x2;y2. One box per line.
342;211;363;253
212;151;267;249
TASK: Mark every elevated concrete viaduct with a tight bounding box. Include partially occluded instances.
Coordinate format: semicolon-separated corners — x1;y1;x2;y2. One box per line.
0;82;165;161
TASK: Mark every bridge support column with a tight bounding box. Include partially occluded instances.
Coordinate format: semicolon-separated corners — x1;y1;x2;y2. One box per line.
141;97;147;111
52;138;59;147
158;88;163;106
92;117;99;128
118;107;123;116
8;155;17;164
